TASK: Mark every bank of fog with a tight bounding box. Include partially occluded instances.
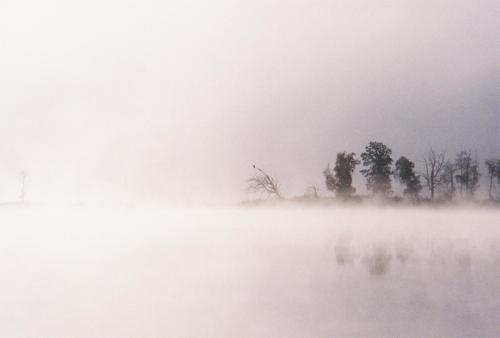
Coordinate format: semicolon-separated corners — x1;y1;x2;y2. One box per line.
0;207;499;338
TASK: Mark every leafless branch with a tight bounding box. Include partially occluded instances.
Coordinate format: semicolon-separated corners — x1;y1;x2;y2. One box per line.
421;148;446;200
247;165;283;199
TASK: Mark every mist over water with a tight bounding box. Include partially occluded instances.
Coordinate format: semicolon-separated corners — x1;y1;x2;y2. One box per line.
1;0;498;336
1;206;498;337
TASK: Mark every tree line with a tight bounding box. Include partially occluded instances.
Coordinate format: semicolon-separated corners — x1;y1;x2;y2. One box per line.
248;141;500;203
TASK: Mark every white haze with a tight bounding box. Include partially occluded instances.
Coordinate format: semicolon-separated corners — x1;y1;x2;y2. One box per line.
0;0;499;205
1;1;499;337
0;207;499;337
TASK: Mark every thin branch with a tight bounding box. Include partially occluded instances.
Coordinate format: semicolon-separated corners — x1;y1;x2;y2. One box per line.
247;165;283;199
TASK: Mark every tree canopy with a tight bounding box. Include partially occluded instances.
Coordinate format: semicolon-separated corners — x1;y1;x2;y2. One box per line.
360;141;393;197
323;152;360;198
395;156;422;200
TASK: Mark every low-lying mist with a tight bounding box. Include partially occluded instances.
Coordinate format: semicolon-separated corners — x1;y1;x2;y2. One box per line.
0;206;498;337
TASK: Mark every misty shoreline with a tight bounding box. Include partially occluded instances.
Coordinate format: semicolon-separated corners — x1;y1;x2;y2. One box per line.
0;206;498;337
239;196;500;211
2;199;500;211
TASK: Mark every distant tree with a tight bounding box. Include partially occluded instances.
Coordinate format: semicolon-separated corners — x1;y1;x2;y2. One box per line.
360;142;393;197
484;158;500;200
455;150;480;198
394;156;422;200
422;148;446;201
439;161;457;200
304;186;319;199
19;170;28;203
322;165;337;193
247;165;283;199
324;152;360;198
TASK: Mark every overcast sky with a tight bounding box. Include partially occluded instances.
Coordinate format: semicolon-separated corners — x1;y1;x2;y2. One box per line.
0;0;498;205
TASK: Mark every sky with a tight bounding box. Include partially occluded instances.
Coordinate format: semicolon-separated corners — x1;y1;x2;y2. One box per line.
0;0;498;205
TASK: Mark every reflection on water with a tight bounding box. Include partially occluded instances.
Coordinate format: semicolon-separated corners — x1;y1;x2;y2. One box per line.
0;207;498;337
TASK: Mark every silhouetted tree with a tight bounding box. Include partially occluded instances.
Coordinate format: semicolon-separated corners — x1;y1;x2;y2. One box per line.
439;161;457;200
323;152;360;198
247;165;283;199
484;158;500;200
360;142;393;197
455;150;480;198
394;156;422;200
422;148;446;201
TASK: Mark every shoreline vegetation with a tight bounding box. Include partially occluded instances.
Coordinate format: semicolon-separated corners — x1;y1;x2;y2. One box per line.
245;141;500;209
239;195;500;209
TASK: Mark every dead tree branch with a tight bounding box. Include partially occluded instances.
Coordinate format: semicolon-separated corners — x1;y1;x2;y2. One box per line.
247;165;283;199
422;148;446;200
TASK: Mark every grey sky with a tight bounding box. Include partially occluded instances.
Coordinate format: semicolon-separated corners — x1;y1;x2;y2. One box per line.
0;0;498;204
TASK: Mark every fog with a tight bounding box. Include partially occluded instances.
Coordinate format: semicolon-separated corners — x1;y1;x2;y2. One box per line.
0;207;498;337
1;0;499;204
1;1;499;336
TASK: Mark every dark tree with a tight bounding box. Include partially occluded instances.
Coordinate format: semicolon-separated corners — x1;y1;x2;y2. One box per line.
323;152;360;198
360;142;393;197
247;165;283;199
455;150;480;198
484;158;500;200
422;148;446;201
394;156;422;200
334;152;360;197
439;161;457;200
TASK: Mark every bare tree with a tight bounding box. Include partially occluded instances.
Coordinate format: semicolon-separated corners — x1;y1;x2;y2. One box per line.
439;161;457;200
19;170;28;203
485;158;500;200
455;150;480;198
247;165;283;199
305;186;319;199
422;148;446;201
